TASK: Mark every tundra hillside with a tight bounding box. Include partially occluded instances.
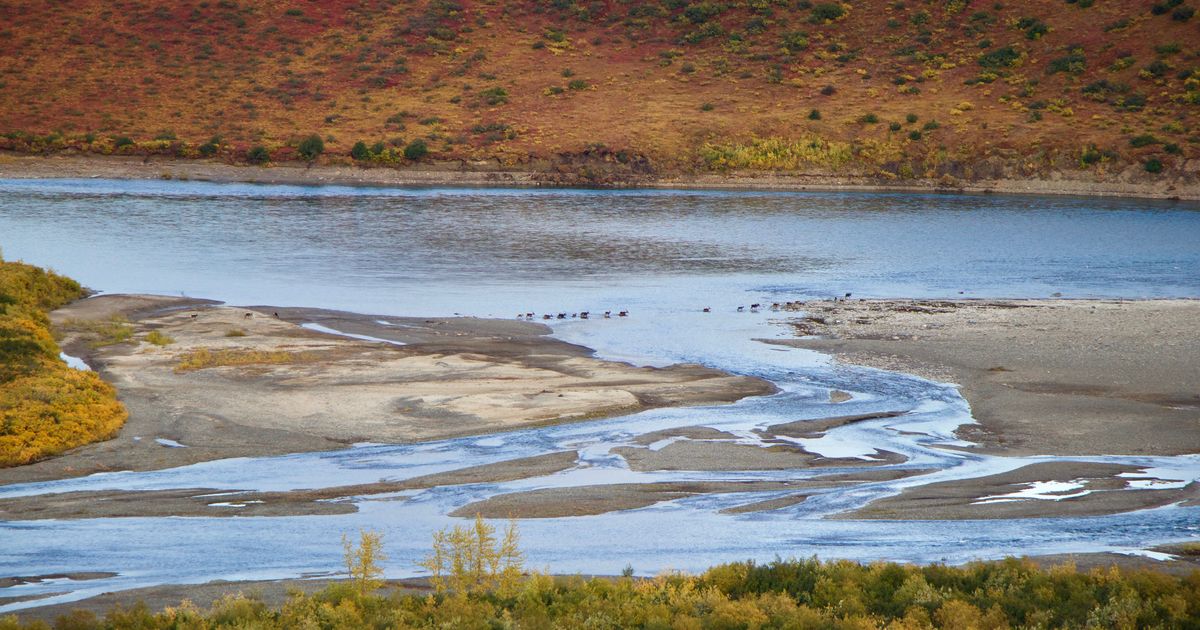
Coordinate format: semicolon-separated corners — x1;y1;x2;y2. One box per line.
0;0;1197;187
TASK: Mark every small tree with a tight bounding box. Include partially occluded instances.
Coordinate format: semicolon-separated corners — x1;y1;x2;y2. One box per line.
420;515;523;597
297;134;324;161
403;139;429;161
342;529;387;597
351;141;370;161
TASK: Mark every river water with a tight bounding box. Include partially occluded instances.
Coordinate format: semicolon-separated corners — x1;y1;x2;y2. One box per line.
1;179;1199;611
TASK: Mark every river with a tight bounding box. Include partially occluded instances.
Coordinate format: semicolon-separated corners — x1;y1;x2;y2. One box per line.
1;179;1199;611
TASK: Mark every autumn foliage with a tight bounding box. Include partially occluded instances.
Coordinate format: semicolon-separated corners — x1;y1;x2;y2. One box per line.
0;259;127;466
4;553;1199;629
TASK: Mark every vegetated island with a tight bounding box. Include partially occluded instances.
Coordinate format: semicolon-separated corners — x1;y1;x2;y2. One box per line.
2;0;1199;198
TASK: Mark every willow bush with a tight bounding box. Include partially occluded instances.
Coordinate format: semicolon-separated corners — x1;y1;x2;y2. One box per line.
0;258;127;466
4;554;1197;629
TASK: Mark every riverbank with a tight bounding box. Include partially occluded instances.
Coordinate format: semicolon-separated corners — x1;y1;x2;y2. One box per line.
776;298;1200;519
0;294;773;487
8;552;1200;626
1;153;1196;201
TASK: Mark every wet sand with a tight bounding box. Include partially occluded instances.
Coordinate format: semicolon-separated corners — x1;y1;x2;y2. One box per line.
0;294;773;486
775;299;1200;457
775;298;1200;520
0;452;579;520
844;461;1200;520
451;468;929;518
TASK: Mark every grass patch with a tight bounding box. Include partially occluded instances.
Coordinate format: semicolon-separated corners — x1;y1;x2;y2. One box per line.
145;330;174;346
174;348;317;372
60;315;134;348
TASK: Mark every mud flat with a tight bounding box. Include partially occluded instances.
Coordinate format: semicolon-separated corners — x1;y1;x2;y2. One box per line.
775;299;1200;457
843;461;1200;520
775;298;1200;520
0;294;773;486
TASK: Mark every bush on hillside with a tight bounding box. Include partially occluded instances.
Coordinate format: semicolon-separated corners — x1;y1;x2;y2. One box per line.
403;139;429;160
296;134;324;161
247;145;271;164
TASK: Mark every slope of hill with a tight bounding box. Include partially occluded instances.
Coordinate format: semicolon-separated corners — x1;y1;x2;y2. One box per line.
1;0;1197;188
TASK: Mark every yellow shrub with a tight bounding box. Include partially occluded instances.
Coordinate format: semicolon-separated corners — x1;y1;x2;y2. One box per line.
0;258;127;467
145;330;174;346
0;367;127;466
700;136;854;170
174;348;316;372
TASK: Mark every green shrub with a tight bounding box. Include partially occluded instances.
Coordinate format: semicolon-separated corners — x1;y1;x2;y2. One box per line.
908;130;923;141
681;22;724;43
683;1;724;23
808;109;821;120
859;113;880;124
113;136;134;148
700;102;714;111
480;86;509;105
809;3;846;23
979;46;1020;68
568;78;588;90
906;113;918;123
1145;59;1170;78
198;136;221;157
1130;134;1160;147
351;141;370;160
889;121;902;131
1048;52;1086;75
1018;17;1049;39
247;145;271;164
1144;157;1164;172
296;134;324;161
1172;5;1194;20
781;31;809;53
403;139;429;160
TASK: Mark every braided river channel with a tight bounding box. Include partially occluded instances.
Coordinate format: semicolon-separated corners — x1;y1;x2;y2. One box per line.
1;179;1199;610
